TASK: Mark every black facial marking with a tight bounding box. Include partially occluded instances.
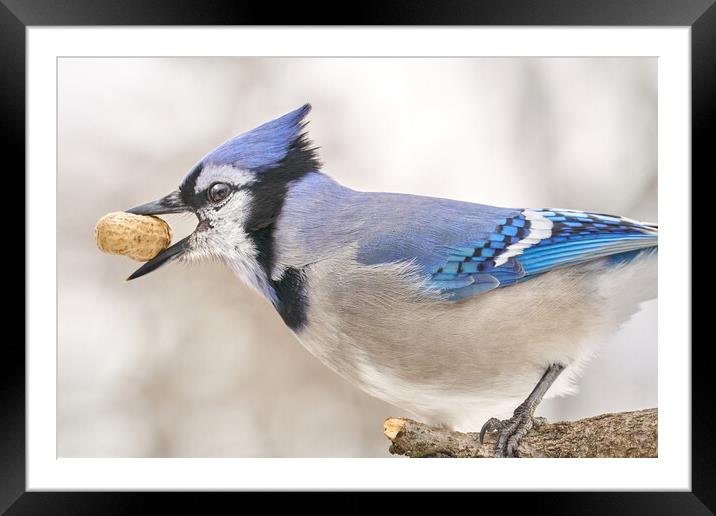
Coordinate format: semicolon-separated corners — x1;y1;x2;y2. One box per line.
272;267;308;331
244;132;320;331
245;132;321;277
179;162;205;209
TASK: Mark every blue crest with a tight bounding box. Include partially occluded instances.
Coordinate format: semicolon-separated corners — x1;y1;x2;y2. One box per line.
202;104;312;171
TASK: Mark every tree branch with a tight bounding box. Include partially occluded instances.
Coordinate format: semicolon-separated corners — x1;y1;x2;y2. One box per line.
384;408;657;458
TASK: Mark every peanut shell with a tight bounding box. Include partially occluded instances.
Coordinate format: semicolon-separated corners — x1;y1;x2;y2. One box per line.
95;212;173;262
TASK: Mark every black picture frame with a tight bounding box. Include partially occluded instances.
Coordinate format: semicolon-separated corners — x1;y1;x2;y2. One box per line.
4;0;709;512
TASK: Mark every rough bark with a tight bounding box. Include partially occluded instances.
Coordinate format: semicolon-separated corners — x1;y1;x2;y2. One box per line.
384;408;657;458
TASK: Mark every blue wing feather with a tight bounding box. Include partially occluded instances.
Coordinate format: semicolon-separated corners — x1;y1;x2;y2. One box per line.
428;208;657;300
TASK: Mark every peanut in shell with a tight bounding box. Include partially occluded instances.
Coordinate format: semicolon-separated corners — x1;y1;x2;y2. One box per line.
95;212;173;262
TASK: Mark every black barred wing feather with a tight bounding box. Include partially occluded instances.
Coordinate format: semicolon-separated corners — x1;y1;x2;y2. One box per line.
429;208;657;301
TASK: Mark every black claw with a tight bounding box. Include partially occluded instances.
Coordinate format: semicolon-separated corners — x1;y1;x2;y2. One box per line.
481;413;536;458
479;417;502;444
495;424;512;457
506;432;523;458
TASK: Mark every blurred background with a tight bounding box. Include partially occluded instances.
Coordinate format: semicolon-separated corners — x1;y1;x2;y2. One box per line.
58;57;657;457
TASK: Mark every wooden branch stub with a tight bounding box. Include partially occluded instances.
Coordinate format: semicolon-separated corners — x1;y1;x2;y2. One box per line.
384;408;657;458
384;417;407;440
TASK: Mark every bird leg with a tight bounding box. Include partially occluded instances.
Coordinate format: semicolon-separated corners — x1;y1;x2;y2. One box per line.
480;363;565;457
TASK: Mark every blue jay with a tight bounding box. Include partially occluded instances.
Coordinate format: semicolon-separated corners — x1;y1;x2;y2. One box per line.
127;104;658;457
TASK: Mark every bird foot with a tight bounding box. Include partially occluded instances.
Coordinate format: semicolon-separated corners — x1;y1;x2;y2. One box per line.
479;409;537;458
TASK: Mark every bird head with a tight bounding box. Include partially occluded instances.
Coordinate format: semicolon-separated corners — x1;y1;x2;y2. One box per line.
125;103;319;289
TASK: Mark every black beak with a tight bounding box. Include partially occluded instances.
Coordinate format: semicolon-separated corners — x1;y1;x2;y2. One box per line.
126;190;188;215
125;190;193;281
126;236;190;281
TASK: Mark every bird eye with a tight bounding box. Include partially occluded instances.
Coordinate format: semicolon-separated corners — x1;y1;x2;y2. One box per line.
208;183;231;204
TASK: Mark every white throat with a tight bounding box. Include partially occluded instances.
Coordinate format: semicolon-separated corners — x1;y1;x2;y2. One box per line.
224;251;278;306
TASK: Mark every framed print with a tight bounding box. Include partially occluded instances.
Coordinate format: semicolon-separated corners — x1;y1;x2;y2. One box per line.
5;0;711;512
